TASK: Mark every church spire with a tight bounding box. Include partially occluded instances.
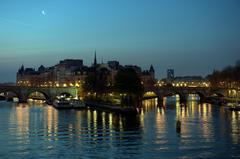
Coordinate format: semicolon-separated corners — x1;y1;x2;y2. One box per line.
150;64;154;73
21;64;24;70
18;64;24;74
149;64;155;79
94;50;97;67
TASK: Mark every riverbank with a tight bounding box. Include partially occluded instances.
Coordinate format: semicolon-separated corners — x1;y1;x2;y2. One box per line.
223;97;240;103
85;101;138;115
205;97;240;106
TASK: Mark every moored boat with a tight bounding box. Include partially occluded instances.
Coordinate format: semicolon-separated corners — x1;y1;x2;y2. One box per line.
53;99;71;108
229;104;240;111
53;98;85;109
70;99;86;109
227;99;240;111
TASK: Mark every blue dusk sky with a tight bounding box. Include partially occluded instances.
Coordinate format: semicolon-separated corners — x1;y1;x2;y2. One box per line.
0;0;240;82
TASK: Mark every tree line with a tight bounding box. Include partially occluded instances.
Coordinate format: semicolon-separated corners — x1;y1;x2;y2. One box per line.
207;61;240;88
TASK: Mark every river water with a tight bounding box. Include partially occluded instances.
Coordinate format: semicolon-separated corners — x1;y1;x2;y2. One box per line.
0;98;239;159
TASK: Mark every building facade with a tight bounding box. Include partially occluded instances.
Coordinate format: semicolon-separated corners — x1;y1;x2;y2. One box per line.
16;55;156;90
17;59;86;87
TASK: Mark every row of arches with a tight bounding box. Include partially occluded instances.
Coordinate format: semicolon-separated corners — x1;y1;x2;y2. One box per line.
142;92;226;108
0;91;75;103
143;91;225;102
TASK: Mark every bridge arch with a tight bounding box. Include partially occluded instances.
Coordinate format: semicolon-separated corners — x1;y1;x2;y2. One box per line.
0;90;20;101
0;86;79;103
187;91;206;101
26;91;50;101
143;91;158;99
161;91;187;104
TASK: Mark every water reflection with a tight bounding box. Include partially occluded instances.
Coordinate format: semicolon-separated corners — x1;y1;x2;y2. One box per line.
10;104;30;145
0;99;239;158
231;111;240;144
155;107;167;145
44;106;58;141
141;96;240;158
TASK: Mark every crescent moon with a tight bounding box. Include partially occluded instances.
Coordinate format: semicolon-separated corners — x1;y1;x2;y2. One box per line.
42;10;46;16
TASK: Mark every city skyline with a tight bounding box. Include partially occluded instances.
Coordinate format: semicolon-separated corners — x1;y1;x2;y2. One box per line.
1;0;240;82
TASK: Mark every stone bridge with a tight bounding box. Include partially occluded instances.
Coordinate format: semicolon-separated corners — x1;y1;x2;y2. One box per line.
143;86;230;104
0;86;78;103
0;85;236;105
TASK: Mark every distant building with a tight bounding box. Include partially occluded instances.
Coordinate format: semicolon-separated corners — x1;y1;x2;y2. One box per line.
16;52;156;90
149;65;155;79
141;65;156;89
17;65;40;86
125;65;142;75
107;61;119;70
54;59;84;85
158;75;209;87
172;76;209;87
167;69;174;80
58;59;83;70
17;59;86;87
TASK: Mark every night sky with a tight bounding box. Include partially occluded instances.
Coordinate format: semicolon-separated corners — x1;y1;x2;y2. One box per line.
0;0;240;82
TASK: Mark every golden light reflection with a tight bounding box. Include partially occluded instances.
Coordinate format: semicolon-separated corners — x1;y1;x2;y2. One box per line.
140;108;145;129
155;107;166;138
68;123;74;139
102;112;106;135
142;98;158;110
9;103;30;145
187;97;198;117
87;109;92;136
140;98;158;127
198;103;213;141
176;101;189;119
163;97;167;107
16;104;29;135
45;106;58;141
176;101;181;119
108;113;113;133
93;110;98;137
75;111;82;136
176;103;190;135
231;111;240;144
83;110;124;142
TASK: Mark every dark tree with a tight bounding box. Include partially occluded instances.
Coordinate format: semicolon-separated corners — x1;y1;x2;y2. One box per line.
83;73;96;93
207;61;240;88
114;68;144;107
83;68;109;99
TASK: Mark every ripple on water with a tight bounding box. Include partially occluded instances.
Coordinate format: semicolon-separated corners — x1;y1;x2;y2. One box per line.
0;101;239;158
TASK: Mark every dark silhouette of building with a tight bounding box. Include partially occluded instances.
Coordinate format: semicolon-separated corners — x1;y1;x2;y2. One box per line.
167;69;174;80
108;61;120;70
141;65;156;89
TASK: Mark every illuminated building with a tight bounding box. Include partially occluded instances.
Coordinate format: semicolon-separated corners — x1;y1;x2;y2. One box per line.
158;75;210;88
141;65;156;89
16;54;155;90
173;76;210;87
17;59;86;87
